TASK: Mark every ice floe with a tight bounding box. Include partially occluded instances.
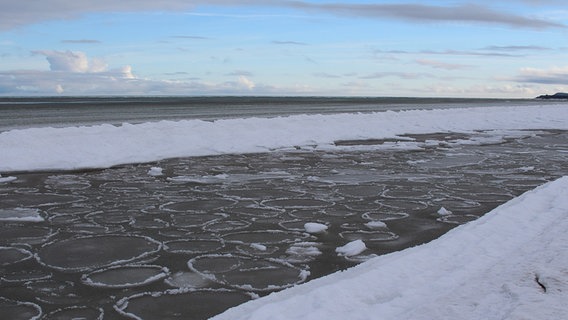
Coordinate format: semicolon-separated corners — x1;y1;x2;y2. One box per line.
81;264;169;289
36;235;161;273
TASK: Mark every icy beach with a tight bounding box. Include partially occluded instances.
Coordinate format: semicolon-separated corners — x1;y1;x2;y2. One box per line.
1;102;567;319
1;104;568;172
214;177;568;320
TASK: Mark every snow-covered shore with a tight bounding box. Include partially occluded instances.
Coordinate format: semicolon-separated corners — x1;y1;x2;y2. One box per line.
1;104;568;172
214;177;568;320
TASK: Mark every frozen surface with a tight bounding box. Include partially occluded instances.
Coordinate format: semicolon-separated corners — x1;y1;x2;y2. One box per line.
214;177;568;320
0;105;567;319
1;104;568;172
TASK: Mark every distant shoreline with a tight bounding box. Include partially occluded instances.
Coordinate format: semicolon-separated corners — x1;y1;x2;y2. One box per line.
536;92;568;100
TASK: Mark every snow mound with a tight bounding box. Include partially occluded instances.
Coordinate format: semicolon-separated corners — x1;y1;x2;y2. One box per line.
304;222;328;234
2;104;568;173
335;240;367;257
213;177;568;320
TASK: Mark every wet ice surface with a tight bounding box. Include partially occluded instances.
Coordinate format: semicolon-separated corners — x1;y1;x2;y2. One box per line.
0;130;567;319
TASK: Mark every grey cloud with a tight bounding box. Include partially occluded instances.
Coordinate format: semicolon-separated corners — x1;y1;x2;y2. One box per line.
61;39;101;44
313;72;341;78
272;41;308;46
283;2;565;29
172;35;210;40
226;70;254;76
359;72;433;80
373;48;522;58
415;59;471;70
481;45;551;51
0;1;564;31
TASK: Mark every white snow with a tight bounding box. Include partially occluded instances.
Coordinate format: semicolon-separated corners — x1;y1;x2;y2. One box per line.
0;174;17;183
365;221;387;229
304;222;328;234
1;104;568;172
437;206;453;216
335;240;367;257
147;166;163;176
213;177;568;320
0;208;44;222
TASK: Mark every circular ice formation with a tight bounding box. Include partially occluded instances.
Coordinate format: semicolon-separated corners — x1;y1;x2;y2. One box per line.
223;230;313;245
81;265;169;289
171;213;224;228
25;280;82;305
437;214;479;225
0;246;33;266
188;254;309;292
164;239;225;254
335;184;384;198
45;306;103;320
203;219;251;232
162;199;237;212
1;270;52;283
164;271;211;289
236;243;280;256
340;230;399;242
0;225;55;245
378;199;429;211
115;289;252;320
229;206;283;218
1;193;84;208
37;235;161;273
262;198;333;209
222;188;303;200
362;211;409;221
0;298;42;320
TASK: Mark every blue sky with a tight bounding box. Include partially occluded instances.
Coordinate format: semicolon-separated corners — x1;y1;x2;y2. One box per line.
0;0;566;97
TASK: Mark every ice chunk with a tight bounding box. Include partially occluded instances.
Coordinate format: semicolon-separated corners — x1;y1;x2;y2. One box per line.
0;208;44;222
437;207;453;216
250;243;267;251
365;221;387;229
336;240;367;256
147;166;163;176
304;222;328;234
0;175;17;183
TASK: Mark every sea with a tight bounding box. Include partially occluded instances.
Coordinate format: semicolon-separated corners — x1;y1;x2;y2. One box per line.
0;96;566;319
0;96;549;132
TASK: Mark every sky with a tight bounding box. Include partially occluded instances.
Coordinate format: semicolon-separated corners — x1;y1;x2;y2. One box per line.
0;0;567;98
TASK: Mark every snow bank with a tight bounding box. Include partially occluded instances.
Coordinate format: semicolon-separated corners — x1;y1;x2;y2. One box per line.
213;177;568;320
1;104;567;172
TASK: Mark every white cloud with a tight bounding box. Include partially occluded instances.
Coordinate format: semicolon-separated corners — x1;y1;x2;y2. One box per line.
238;75;255;90
33;50;108;73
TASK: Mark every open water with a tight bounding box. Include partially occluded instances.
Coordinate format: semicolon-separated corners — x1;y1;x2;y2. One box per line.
0;97;567;319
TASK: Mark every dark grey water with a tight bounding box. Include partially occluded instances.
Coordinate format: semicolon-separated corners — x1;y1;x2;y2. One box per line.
0;96;548;132
1;127;567;319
